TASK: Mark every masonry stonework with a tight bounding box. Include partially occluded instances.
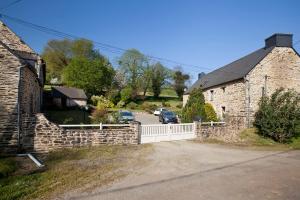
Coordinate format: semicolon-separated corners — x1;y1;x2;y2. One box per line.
21;114;140;153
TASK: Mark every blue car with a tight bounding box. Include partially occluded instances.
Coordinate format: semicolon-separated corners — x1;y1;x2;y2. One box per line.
118;110;135;124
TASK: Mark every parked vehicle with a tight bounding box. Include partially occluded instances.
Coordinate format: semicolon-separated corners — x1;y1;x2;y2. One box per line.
154;108;167;116
118;110;135;123
159;111;178;124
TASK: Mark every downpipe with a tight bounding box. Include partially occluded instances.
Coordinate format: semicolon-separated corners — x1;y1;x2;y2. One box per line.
17;65;26;152
17;153;45;168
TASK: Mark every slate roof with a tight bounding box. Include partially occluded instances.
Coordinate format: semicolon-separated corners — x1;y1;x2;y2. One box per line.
185;46;275;94
52;86;87;100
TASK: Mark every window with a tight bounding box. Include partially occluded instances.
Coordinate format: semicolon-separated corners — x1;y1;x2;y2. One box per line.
210;90;214;101
222;106;226;119
222;87;226;93
262;87;265;97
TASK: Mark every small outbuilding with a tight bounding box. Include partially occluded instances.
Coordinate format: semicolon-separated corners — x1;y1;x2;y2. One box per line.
52;86;87;108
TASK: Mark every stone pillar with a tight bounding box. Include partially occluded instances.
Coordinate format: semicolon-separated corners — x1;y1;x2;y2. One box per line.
129;121;141;144
194;121;203;141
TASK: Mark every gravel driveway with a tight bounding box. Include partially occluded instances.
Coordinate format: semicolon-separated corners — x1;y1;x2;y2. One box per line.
63;141;300;200
134;112;160;124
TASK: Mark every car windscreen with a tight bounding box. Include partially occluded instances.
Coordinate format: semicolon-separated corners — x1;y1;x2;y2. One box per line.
163;112;175;117
120;112;133;117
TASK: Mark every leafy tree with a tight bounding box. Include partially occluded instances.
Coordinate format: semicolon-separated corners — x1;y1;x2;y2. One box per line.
182;88;206;122
140;65;152;97
173;70;190;98
120;87;133;104
204;103;218;121
119;49;147;99
62;56;115;97
151;62;170;98
42;38;102;82
254;88;300;143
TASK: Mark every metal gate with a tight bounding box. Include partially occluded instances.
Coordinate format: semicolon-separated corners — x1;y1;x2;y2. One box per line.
140;123;196;144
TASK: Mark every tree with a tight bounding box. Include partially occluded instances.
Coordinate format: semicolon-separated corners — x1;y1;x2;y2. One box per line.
254;88;300;143
62;56;115;97
140;65;152;97
151;62;170;98
204;103;218;121
118;49;147;99
42;38;102;82
173;70;190;98
182;88;206;122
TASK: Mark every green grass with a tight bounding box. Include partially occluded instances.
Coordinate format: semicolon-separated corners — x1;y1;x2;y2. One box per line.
201;128;300;150
0;158;17;179
0;145;152;200
44;109;91;124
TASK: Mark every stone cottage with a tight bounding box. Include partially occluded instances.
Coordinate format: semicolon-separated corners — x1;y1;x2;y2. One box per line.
184;33;300;127
0;21;45;153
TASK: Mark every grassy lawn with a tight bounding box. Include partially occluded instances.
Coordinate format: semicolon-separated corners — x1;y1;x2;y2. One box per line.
200;128;300;150
0;145;152;200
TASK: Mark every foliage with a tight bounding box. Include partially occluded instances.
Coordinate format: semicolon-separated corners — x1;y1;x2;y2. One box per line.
44;109;90;124
91;95;114;109
42;39;102;82
0;158;17;178
254;88;300;143
141;102;158;113
119;49;148;99
140;65;152;96
120;87;133;104
63;56;115;97
162;100;171;107
176;103;183;108
151;62;170;98
173;70;190;98
106;89;121;105
91;107;109;123
126;102;138;110
182;88;206;122
116;100;126;108
204;103;218;122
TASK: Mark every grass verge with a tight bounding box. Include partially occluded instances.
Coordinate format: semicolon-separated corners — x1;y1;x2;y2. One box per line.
0;144;152;200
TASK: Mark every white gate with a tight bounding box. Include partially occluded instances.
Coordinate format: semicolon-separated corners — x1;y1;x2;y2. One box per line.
140;123;196;144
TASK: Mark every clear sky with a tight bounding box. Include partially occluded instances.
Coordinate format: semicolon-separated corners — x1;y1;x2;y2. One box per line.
1;0;300;83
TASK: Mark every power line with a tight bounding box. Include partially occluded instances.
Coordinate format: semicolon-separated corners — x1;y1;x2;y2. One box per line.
0;0;24;11
0;13;299;78
0;13;208;72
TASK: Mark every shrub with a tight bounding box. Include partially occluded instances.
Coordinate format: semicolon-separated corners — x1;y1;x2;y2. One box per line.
204;103;218;122
182;88;206;122
254;88;300;143
106;90;121;105
120;87;133;103
141;102;158;113
91;107;109;123
91;95;114;108
116;100;126;108
162;100;171;107
176;103;183;108
127;102;138;110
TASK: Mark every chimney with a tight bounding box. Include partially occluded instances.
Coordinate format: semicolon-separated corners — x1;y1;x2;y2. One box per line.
198;72;205;80
265;33;293;48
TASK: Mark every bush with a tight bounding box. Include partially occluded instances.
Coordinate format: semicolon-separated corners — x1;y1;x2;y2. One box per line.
106;90;121;105
141;102;158;113
91;95;114;108
127;102;138;110
162;100;171;107
182;88;206;122
176;103;183;108
120;87;133;104
116;100;126;108
204;103;218;122
91;107;109;123
254;88;300;143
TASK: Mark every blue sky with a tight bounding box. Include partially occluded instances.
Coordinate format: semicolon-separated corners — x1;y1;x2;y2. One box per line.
1;0;300;82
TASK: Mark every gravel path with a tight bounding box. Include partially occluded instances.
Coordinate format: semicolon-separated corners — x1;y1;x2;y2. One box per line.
63;141;300;200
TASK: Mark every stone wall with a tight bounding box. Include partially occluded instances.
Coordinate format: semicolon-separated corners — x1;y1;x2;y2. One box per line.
246;47;300;124
0;44;22;153
21;114;140;153
195;116;245;142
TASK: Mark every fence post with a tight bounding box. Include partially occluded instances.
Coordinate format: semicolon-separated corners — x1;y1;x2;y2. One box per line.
210;121;213;127
99;123;103;130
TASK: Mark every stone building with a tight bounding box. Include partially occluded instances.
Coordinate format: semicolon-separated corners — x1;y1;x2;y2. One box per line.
184;34;300;127
0;21;45;153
